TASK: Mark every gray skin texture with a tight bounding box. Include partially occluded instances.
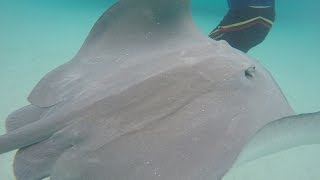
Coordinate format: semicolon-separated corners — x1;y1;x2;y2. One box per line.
3;0;318;179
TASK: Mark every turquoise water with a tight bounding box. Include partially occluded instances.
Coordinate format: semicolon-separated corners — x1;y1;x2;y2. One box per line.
0;0;319;179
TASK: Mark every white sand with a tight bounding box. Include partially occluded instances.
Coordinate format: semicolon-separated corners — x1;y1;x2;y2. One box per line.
0;1;319;179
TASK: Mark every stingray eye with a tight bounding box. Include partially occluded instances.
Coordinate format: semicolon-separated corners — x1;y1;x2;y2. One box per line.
245;66;256;79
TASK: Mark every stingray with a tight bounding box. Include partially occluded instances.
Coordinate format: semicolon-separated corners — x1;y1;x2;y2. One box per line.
0;0;319;179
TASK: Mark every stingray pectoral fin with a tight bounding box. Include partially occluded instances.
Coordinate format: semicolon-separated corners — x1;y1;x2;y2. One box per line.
0;119;58;155
233;111;320;167
13;128;74;180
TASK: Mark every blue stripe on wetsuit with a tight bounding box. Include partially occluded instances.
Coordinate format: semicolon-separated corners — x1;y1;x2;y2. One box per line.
227;0;275;9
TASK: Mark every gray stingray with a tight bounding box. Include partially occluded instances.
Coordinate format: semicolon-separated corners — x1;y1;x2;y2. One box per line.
0;0;319;179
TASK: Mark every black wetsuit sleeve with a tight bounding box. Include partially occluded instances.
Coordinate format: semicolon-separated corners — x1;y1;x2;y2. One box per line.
209;7;275;53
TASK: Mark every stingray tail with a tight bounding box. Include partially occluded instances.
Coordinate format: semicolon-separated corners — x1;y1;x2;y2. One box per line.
0;105;53;154
0;120;57;155
233;111;320;167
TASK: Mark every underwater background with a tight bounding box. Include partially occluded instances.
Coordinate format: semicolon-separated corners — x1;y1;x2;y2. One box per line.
0;0;319;179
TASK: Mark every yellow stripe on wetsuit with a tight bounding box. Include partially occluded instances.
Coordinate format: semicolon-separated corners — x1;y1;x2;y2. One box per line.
211;16;273;34
221;16;273;29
